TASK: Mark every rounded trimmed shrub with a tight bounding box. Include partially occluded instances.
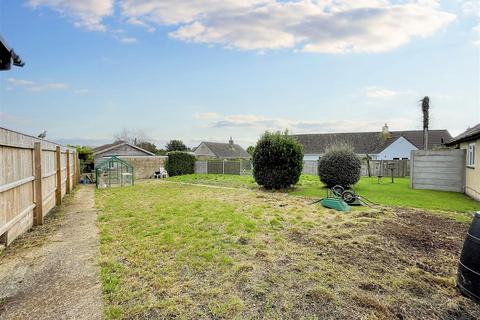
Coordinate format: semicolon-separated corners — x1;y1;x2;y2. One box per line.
253;131;303;189
165;151;195;176
318;142;361;188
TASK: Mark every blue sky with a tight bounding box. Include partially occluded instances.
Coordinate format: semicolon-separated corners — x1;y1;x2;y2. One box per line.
0;0;479;148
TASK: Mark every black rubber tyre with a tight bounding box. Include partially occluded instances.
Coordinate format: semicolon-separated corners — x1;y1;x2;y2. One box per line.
341;190;357;204
332;185;344;197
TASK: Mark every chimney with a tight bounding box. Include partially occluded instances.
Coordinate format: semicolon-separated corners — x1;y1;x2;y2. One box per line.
229;137;234;148
382;123;391;140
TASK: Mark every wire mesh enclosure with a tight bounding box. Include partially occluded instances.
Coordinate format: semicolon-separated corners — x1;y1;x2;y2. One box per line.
95;156;134;189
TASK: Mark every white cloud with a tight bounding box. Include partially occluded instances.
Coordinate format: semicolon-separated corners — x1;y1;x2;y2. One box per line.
462;1;480;46
32;83;68;91
27;0;456;53
462;1;480;17
365;86;398;98
28;0;114;31
202;113;413;133
5;78;36;86
6;78;68;91
121;0;455;53
193;112;220;120
120;37;138;44
126;17;156;32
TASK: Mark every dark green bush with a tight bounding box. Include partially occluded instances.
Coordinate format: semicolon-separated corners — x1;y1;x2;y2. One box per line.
318;142;361;188
253;131;303;189
165;151;195;176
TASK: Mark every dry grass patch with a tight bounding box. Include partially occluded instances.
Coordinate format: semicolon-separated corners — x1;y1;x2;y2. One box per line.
96;180;480;319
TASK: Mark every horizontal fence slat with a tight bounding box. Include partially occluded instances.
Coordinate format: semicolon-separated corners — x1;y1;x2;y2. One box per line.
0;176;35;193
42;171;57;179
43;188;56;204
412;184;462;192
411;149;466;193
0;204;36;235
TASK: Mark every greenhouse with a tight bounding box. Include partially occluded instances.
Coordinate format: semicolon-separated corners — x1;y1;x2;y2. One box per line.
95;156;134;189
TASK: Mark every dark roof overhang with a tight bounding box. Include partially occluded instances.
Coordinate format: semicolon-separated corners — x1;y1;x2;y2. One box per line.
0;35;25;71
445;124;480;145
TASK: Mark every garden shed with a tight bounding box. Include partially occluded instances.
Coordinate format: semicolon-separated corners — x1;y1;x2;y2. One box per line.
93;141;155;167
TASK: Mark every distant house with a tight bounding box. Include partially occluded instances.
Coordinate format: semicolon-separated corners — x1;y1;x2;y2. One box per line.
291;124;452;160
93;141;155;167
446;124;480;201
193;138;251;159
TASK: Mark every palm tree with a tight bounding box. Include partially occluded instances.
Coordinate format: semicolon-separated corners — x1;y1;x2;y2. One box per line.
421;96;430;151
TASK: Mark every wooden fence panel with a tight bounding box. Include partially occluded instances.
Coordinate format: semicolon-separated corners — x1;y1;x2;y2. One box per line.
302;160;318;175
0;127;78;246
0;144;35;244
410;150;466;192
194;160;251;175
42;150;57;216
61;152;67;197
302;159;410;177
195;161;208;174
69;151;74;192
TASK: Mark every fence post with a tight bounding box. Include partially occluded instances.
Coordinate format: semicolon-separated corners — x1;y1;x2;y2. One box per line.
66;150;71;193
410;151;414;189
76;154;80;186
73;151;77;187
33;142;44;226
76;152;80;186
55;146;62;206
72;151;76;187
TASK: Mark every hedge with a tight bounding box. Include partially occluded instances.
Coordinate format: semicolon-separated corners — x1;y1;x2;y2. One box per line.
318;142;361;188
253;131;303;189
165;151;196;177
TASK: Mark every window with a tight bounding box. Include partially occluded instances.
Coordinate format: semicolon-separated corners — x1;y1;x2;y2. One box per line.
467;143;476;168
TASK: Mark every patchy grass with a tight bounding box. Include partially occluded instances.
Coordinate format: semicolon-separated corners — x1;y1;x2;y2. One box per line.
167;174;480;215
168;173;257;190
96;181;480;319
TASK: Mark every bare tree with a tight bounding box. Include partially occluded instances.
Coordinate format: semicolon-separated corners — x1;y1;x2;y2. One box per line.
114;128;133;143
421;96;430;151
114;128;151;145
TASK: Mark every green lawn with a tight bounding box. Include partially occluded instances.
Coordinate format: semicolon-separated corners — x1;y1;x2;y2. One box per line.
168;174;480;215
96;181;480;319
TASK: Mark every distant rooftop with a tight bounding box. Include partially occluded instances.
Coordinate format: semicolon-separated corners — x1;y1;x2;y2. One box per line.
291;128;452;155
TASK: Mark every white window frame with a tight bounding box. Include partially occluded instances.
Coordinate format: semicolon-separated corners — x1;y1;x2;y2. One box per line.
467;143;476;168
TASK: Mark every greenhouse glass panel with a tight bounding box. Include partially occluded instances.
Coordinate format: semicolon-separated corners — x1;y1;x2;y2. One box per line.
95;156;134;188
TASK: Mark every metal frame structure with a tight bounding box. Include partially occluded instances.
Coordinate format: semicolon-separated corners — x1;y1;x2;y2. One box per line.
95;156;134;189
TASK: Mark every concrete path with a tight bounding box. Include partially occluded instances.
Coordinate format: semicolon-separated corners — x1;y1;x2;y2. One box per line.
0;186;103;320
